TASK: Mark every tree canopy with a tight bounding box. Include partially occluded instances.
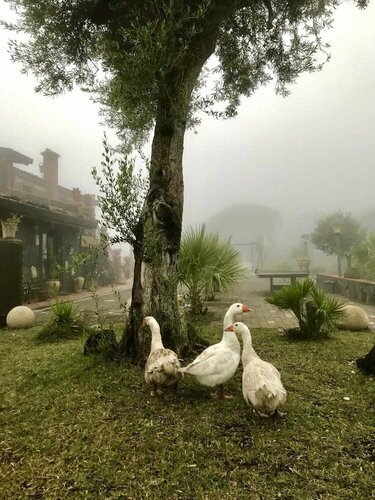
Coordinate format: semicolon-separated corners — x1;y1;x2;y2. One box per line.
4;0;367;148
311;212;366;259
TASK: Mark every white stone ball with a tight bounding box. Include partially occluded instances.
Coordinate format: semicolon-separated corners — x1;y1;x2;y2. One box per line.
6;306;36;329
337;304;370;331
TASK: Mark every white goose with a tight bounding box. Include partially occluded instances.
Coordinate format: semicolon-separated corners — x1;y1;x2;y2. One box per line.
142;316;182;396
225;322;286;416
179;303;251;398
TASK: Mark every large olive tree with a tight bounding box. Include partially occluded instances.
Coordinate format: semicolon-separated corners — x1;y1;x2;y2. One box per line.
3;0;368;358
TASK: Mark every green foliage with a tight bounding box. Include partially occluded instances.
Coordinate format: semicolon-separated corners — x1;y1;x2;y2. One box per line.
4;1;368;147
70;252;87;276
89;285;112;332
311;212;366;261
266;278;344;338
37;300;84;342
353;233;375;281
50;300;79;324
45;253;61;280
1;212;22;224
92;136;148;246
178;225;247;315
83;329;119;361
55;253;87;277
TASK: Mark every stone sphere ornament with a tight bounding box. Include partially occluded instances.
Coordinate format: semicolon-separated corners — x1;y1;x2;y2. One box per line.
6;306;36;329
337;304;369;332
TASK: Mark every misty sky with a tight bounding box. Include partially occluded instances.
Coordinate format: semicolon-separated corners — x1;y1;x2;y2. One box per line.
1;1;375;229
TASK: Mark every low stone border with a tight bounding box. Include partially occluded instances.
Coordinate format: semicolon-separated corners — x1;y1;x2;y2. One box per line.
316;274;375;305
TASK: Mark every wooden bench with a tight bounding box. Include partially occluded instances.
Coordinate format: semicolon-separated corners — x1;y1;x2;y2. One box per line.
255;270;310;292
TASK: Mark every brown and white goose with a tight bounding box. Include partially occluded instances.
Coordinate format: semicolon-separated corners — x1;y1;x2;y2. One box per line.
142;316;182;396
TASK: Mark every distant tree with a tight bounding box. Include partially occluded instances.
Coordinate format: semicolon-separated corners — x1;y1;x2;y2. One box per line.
207;204;282;264
353;233;375;281
311;212;366;272
4;0;369;357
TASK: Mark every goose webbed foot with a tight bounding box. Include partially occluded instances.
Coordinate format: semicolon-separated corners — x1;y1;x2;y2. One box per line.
211;385;235;400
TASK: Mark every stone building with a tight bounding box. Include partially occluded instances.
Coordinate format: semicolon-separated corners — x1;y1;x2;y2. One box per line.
0;146;97;292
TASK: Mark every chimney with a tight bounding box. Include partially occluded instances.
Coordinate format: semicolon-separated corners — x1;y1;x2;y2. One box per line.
83;193;96;219
41;148;60;198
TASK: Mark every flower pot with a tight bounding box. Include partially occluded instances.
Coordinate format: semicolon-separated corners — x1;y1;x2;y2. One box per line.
1;222;18;239
72;276;85;293
45;279;61;298
297;258;311;272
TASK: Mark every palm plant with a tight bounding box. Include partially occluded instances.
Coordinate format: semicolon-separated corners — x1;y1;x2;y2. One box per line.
178;225;247;315
265;278;344;338
37;300;83;341
51;300;80;327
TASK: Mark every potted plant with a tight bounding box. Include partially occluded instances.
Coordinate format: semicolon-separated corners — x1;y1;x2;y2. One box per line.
297;256;311;272
45;254;61;298
1;213;22;239
71;253;87;293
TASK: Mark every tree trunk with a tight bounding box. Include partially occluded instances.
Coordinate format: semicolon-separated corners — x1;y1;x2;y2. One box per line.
118;241;149;361
345;254;352;271
142;40;217;354
142;112;187;353
120;31;219;360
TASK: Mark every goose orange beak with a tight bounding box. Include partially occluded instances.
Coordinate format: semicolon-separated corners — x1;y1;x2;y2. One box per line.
224;325;234;332
242;305;251;312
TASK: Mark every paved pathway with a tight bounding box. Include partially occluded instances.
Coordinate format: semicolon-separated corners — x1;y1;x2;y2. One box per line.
28;282;133;325
208;277;375;330
27;277;375;330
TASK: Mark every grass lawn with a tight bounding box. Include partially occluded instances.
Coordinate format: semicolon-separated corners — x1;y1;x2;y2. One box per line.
0;324;374;499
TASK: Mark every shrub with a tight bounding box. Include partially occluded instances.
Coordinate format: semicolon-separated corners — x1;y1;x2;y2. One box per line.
37;300;84;342
265;278;344;339
178;225;247;315
83;329;119;361
344;267;361;279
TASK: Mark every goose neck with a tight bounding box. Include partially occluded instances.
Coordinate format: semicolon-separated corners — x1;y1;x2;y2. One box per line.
149;321;164;352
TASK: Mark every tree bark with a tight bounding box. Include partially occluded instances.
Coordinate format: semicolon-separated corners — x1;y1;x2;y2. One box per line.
120;17;223;360
141;38;218;354
118;241;149;360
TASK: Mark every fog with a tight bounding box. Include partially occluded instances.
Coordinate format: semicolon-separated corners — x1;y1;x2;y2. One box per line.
184;3;375;226
1;1;375;265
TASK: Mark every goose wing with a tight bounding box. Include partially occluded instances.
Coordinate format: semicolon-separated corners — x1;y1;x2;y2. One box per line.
145;348;181;386
243;359;286;407
180;343;236;378
179;342;222;371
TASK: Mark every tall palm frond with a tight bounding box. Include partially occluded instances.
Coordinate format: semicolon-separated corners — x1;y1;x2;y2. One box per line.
178;224;247;314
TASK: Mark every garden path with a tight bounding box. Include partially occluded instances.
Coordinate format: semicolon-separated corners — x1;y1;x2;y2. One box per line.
207;276;375;331
28;276;375;331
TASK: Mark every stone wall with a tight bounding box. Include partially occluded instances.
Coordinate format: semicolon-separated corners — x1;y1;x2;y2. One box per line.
316;273;375;305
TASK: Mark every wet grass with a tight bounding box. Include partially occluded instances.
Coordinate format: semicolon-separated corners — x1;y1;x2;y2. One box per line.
0;325;374;499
